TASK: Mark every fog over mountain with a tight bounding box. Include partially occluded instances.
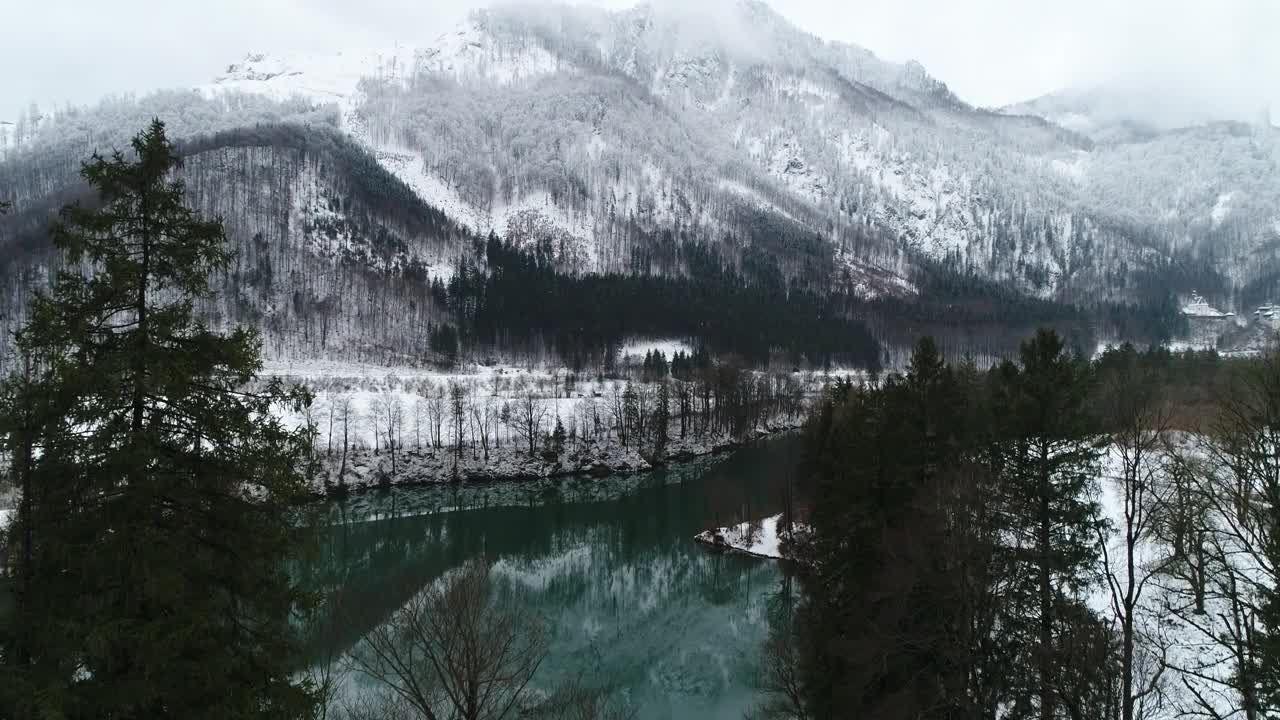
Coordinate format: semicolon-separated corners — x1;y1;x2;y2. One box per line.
3;0;1275;126
1;0;1277;365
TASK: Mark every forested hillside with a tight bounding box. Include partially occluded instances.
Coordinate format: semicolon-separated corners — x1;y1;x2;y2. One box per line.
1;0;1275;367
0;113;1190;371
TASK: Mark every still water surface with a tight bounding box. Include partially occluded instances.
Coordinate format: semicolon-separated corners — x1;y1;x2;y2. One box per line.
302;435;802;719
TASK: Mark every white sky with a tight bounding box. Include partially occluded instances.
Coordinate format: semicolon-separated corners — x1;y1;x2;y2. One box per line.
1;0;1276;122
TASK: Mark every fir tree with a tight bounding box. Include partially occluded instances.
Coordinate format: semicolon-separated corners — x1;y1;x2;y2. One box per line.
653;380;670;459
0;120;316;720
551;416;567;457
654;351;669;379
996;329;1102;720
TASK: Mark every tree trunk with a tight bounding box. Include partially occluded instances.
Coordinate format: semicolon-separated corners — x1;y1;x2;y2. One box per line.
132;220;150;436
13;355;34;667
1038;442;1055;720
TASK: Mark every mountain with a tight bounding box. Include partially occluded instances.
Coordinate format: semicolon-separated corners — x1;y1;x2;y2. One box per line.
203;0;1280;303
1;0;1277;364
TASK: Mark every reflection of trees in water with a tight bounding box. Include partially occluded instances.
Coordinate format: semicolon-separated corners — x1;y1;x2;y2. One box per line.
296;436;802;717
506;547;777;717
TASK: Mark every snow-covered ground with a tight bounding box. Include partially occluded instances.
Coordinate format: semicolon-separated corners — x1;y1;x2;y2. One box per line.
1085;435;1271;719
694;513;800;560
265;357;825;493
683;435;1276;718
312;411;804;493
619;338;694;361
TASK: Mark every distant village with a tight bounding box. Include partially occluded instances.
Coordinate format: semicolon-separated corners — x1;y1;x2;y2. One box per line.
1179;292;1279;354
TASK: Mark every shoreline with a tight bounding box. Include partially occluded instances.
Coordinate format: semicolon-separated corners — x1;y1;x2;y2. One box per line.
693;513;803;561
312;420;805;499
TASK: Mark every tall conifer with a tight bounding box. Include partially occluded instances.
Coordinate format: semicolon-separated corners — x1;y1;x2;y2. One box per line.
0;120;316;720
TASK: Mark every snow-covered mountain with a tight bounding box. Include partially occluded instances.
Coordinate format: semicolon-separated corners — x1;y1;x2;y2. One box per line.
2;0;1279;358
195;0;1280;304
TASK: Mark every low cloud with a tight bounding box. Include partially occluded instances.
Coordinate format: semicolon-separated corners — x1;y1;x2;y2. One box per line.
2;0;1274;127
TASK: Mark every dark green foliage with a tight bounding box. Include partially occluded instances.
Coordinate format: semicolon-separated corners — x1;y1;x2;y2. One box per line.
429;322;460;364
0;121;316;720
795;338;971;718
861;261;1185;356
642;350;669;381
789;330;1116;720
653;381;670;458
550;416;568;458
995;330;1103;719
447;236;883;369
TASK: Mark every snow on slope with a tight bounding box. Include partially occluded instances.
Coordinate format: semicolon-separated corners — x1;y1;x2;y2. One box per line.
177;1;1280;305
212;47;417;104
208;22;561;104
420;22;563;83
189;6;1062;296
207;22;619;270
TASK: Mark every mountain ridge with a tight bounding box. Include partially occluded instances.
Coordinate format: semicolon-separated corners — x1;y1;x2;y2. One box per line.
1;0;1277;364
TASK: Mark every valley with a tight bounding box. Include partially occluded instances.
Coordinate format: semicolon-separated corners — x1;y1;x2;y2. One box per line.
2;1;1276;373
0;2;1278;719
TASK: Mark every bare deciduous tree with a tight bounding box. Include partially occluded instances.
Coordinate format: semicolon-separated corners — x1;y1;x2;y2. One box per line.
514;392;549;456
450;381;468;458
384;392;404;475
414;396;428;450
334;396;355;488
1097;354;1173;720
747;614;810;720
524;677;637;720
349;560;549;720
427;384;446;450
471;393;496;462
371;395;386;453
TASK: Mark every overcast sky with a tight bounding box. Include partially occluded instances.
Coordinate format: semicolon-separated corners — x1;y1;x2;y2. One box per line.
2;0;1276;123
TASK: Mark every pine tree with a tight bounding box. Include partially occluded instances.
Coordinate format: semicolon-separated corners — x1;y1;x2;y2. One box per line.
997;329;1102;720
0;120;317;720
623;381;640;447
653;380;670;458
790;337;974;719
551;416;567;457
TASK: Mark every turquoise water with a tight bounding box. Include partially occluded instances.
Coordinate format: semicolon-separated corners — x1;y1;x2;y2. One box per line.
302;436;801;719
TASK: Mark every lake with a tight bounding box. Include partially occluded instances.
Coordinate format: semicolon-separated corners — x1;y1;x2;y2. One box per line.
301;434;803;719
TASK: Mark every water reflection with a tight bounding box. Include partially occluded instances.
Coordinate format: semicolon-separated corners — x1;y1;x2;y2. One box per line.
301;436;801;720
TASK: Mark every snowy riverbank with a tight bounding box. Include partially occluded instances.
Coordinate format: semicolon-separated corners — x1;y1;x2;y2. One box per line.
314;419;804;494
694;513;803;560
264;354;836;495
